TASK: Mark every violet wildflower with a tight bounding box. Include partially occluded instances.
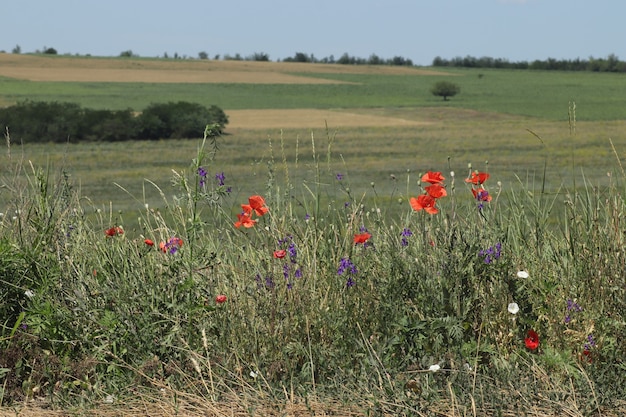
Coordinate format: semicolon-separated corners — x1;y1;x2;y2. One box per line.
215;172;226;186
337;257;358;287
255;273;275;290
584;334;596;351
401;227;412;247
336;173;344;181
565;298;583;324
288;242;297;262
337;257;358;275
479;242;502;264
198;167;208;187
160;237;183;254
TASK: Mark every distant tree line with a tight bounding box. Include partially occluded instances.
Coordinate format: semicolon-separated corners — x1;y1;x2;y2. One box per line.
0;101;228;143
281;52;413;66
432;54;626;72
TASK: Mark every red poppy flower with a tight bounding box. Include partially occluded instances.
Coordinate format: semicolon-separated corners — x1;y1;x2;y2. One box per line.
421;171;445;184
524;330;540;351
215;294;227;303
353;232;372;244
144;239;154;246
425;183;447;199
471;188;492;202
105;226;124;236
234;211;257;228
410;194;438;214
465;171;490;185
273;249;287;259
242;195;269;217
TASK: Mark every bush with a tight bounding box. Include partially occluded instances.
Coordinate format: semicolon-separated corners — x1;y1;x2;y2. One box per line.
431;81;461;100
137;101;228;140
0;101;228;143
0;101;83;143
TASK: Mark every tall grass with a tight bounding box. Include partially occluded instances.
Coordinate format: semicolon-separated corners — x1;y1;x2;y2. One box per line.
0;124;625;416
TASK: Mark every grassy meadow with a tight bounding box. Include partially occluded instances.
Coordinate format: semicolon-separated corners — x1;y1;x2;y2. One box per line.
1;54;626;415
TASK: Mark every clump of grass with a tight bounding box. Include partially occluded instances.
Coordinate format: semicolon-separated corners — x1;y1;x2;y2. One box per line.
0;125;625;416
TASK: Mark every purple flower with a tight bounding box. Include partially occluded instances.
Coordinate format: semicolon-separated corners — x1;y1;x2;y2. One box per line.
584;334;596;351
336;173;344;181
337;257;358;287
479;242;502;263
337;257;357;275
255;273;275;290
401;227;412;247
567;298;583;312
215;172;226;186
564;299;583;323
288;242;297;261
198;167;208;186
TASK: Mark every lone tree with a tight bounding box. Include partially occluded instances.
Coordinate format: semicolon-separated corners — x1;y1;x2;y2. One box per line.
431;81;461;101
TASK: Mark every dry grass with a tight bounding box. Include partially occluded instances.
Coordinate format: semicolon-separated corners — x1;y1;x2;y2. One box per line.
2;395;623;417
0;53;448;84
226;109;432;130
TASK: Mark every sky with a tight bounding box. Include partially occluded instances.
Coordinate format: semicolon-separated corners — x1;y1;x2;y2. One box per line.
3;0;625;66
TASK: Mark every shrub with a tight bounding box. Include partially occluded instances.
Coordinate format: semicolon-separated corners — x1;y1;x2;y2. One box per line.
0;101;83;143
431;80;461;101
137;101;228;139
0;101;228;142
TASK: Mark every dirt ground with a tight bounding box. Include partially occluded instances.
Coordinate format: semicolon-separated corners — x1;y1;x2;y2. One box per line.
0;53;449;83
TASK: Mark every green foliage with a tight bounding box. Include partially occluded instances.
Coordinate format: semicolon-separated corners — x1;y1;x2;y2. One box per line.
430;80;461;100
0;100;228;143
433;53;626;72
138;101;228;139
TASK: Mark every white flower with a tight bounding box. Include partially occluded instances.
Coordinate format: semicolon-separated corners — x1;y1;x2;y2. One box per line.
249;370;258;378
104;394;115;404
516;270;529;279
24;290;35;298
450;171;455;177
507;302;519;315
428;364;441;372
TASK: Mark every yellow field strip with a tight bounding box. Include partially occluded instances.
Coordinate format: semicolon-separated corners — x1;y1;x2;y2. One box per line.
226;109;430;129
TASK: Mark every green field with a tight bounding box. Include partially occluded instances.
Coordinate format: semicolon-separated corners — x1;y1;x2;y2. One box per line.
3;67;626;120
2;57;626;223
